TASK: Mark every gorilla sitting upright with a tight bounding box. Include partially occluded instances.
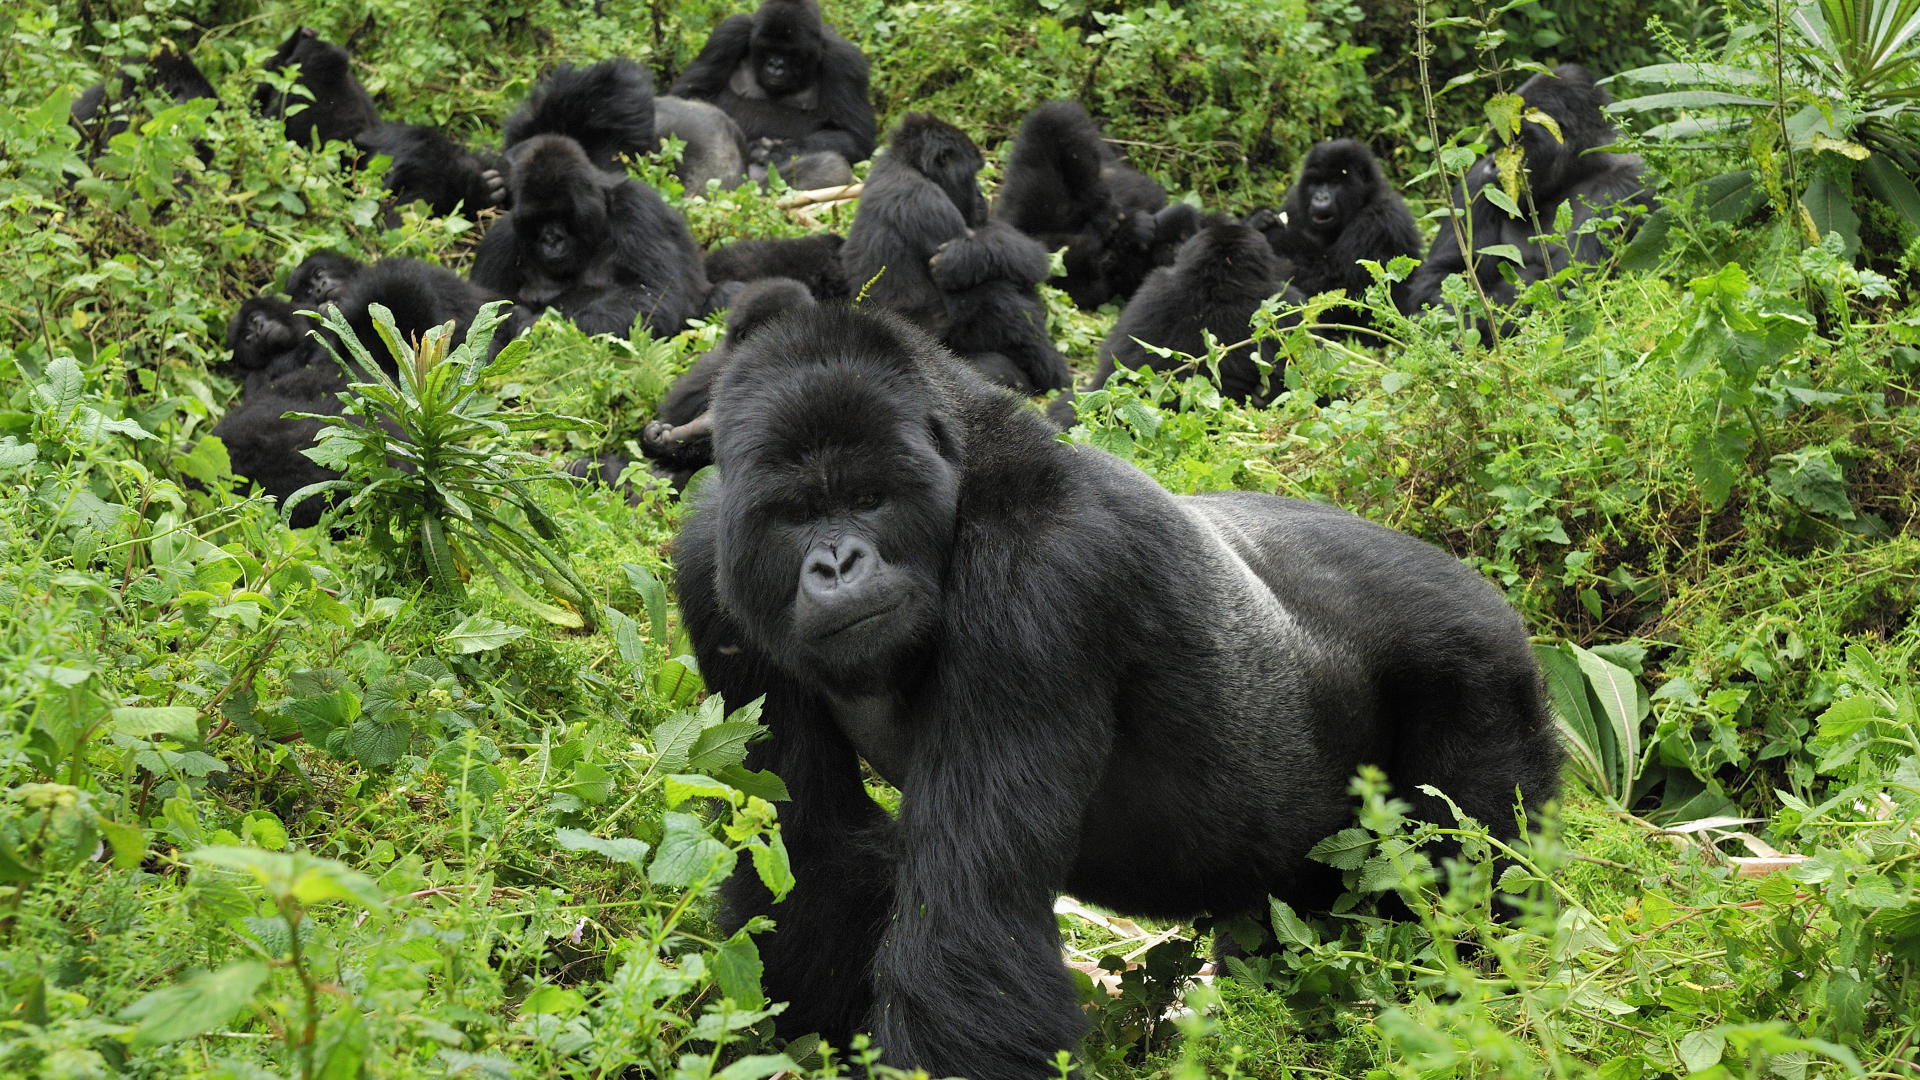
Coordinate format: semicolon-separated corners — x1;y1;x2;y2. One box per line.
669;0;876;187
1404;64;1653;317
1245;138;1423;333
677;305;1564;1080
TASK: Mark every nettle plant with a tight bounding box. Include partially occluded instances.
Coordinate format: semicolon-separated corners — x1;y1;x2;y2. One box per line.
292;304;599;629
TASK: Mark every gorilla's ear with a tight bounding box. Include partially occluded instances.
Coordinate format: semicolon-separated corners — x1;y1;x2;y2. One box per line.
927;413;964;465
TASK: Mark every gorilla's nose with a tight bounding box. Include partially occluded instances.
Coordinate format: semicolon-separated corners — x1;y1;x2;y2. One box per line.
802;536;875;598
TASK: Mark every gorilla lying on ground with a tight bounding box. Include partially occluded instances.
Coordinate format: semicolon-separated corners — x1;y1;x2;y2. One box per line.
678;305;1564;1080
212;362;351;530
471;134;710;337
705;233;847;303
838;113;988;335
669;0;876;186
1245;138;1422;333
1404;64;1652;319
1051;220;1297;425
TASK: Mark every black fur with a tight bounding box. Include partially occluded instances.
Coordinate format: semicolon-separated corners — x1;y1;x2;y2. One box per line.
994;100;1178;309
504;59;657;174
839;114;988;335
706;234;848;301
1063;221;1296;420
288;251;365;309
212;361;350;530
71;41;217;158
678;305;1564;1079
470;134;710;338
355;122;506;217
225;298;312;377
1246;139;1422;332
252;27;379;147
929;222;1069;394
1405;64;1653;316
668;0;876;181
642;276;815;485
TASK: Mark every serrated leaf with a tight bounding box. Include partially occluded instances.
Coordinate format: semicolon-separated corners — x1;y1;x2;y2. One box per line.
649;811;730;888
350;718;410;767
712;933;766;1009
749;835;794;899
664;774;736;805
687;721;762;773
120;961;270;1048
1307;828;1373;870
1678;1030;1725;1073
1267;899;1318;950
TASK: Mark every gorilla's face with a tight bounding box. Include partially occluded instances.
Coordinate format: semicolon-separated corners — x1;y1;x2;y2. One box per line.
506;137;612;281
710;314;961;691
227;299;301;370
1294;141;1382;241
289;253;361;308
749;9;824;97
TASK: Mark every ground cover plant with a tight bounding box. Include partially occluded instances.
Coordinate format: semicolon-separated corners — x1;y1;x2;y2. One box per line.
0;0;1917;1078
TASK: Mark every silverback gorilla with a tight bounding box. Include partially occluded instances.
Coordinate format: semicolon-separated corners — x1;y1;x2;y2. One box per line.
669;0;875;187
677;306;1565;1080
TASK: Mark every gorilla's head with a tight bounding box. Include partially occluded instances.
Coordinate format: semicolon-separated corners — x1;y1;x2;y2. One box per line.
288;251;364;309
1168;220;1284;301
226;298;307;373
887;113;988;228
750;0;826;97
1504;64;1619;197
706;306;964;690
504;135;611;281
1290;139;1385;242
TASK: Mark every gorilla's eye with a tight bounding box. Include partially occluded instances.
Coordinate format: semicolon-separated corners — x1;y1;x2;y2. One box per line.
852;492;884;511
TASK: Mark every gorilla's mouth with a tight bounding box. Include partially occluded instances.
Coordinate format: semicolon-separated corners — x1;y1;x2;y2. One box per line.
1311;209;1337;225
822;605;894;638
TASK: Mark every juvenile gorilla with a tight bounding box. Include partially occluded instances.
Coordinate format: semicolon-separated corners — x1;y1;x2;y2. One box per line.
1245;139;1422;331
504;59;657;174
470;134;710;337
1055;220;1296;424
1404;64;1652;316
669;0;876;184
929;221;1069;394
678;306;1564;1080
994;100;1184;308
838;113;988;335
253;27;379;146
705;233;847;303
212;362;350;529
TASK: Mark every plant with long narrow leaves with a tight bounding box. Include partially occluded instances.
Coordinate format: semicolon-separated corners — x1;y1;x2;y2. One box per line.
287;303;598;629
1613;0;1920;260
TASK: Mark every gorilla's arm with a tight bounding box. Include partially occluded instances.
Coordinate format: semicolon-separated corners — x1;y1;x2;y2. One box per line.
1324;196;1424;305
679;510;897;1048
929;222;1050;292
669;16;756;99
800;31;876;163
868;597;1113;1078
1559;154;1652;267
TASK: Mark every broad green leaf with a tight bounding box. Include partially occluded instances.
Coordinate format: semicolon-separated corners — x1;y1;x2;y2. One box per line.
1306;827;1373;870
111;706;201;742
1801;173;1862;257
749;835;794;899
443;614;530;654
687;721;764;773
1861;154;1920;234
190;846;387;909
649;811;731;888
120;961;270;1048
1268;899;1319;950
554;827;650;870
712;933;766;1008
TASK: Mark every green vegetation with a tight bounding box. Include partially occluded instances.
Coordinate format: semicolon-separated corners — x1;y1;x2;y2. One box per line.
1;1;1917;1078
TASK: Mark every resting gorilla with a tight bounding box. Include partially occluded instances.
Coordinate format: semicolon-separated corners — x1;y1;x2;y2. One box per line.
1404;64;1652;317
1050;220;1297;426
470;134;710;338
213;362;351;530
1245;139;1422;332
504;59;656;174
253;27;380;147
668;0;875;185
640;276;815;486
838;113;988;335
71;40;217;160
705;233;847;303
654;96;751;191
929;221;1069;394
994;100;1187;308
232;255;528;377
677;306;1564;1080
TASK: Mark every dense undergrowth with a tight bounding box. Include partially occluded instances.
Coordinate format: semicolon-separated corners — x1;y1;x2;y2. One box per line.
1;0;1918;1078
